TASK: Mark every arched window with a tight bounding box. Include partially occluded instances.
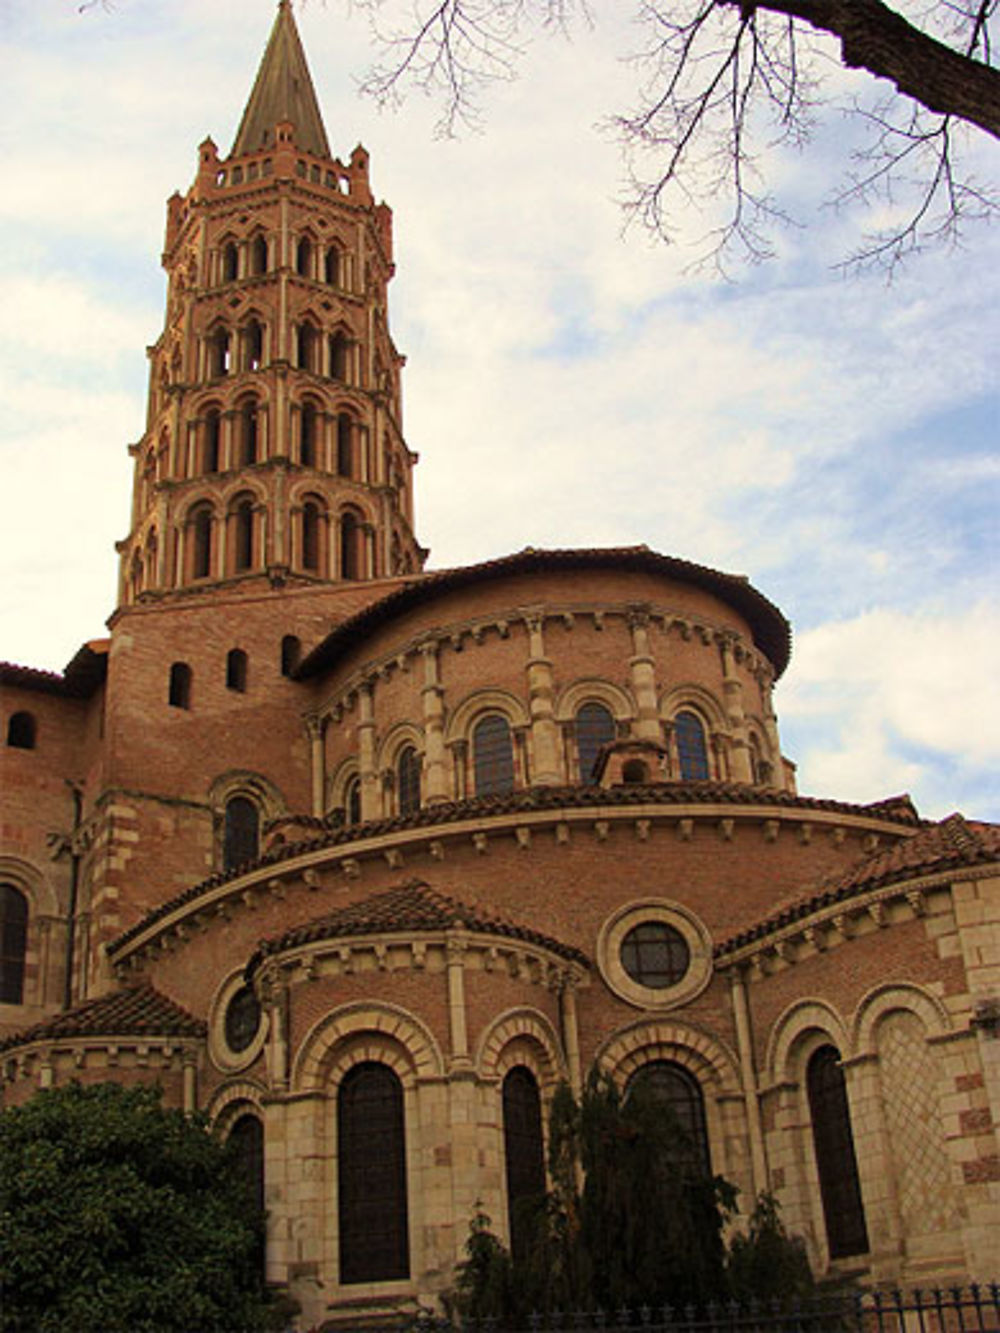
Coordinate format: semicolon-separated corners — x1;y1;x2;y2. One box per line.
296;323;316;373
296;236;312;278
807;1045;869;1259
301;501;321;572
204;408;221;474
209;327;231;378
168;661;192;709
344;775;362;826
473;713;515;797
249;234;268;275
239;398;259;466
0;884;28;1004
233;498;254;572
223;796;259;871
340;511;362;580
627;1061;711;1176
226;648;248;693
675;710;710;780
6;712;36;750
228;1112;266;1277
397;746;421;816
575;701;615;782
502;1066;545;1263
191;505;213;579
338;1063;409;1284
329;331;350;382
336;414;353;477
280;635;300;677
229;1109;265;1208
300;402;317;467
244;319;264;371
222;241;239;282
325;245;340;286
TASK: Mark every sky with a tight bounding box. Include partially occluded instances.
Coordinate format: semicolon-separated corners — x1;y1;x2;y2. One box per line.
0;0;997;822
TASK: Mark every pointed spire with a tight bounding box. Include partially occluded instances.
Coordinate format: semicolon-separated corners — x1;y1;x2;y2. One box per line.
231;1;331;160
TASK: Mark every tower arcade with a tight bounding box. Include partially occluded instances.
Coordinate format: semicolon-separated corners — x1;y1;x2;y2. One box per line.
117;0;424;607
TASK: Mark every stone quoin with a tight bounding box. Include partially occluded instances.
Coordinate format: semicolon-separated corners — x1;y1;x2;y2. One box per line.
2;4;998;1326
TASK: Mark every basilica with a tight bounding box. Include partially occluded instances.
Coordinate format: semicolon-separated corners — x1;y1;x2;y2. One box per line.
1;4;998;1326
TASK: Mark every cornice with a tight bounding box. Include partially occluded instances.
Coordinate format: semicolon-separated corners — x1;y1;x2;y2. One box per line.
251;927;588;1000
714;861;998;978
108;796;914;970
309;600;771;725
1;1035;201;1087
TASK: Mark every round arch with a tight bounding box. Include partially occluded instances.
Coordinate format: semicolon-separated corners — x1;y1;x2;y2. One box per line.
292;1000;445;1093
765;998;851;1085
596;1017;741;1097
554;678;635;724
444;688;531;745
659;683;728;731
476;1007;567;1090
205;1077;268;1132
852;981;952;1055
0;856;59;918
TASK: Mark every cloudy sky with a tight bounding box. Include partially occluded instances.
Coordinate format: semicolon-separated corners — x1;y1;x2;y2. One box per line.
1;0;997;821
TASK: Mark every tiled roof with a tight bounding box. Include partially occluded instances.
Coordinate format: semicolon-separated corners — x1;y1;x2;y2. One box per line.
110;781;923;956
0;985;205;1054
0;641;107;699
717;813;1000;954
247;879;588;977
297;545;793;680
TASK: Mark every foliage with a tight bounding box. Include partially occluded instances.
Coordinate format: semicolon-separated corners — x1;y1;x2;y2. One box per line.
0;1082;274;1333
350;0;1000;272
726;1193;816;1303
450;1071;752;1322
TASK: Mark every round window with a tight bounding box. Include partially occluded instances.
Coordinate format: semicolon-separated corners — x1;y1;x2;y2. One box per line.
224;985;261;1054
620;921;690;989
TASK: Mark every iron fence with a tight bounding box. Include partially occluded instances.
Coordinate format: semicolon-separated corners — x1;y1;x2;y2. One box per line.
394;1285;1000;1333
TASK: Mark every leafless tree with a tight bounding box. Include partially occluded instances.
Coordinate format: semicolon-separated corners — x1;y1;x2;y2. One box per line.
352;0;999;272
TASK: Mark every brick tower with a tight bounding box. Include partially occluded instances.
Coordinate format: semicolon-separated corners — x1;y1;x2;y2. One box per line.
116;0;424;608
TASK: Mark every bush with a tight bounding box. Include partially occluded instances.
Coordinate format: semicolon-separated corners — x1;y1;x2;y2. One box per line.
0;1082;274;1333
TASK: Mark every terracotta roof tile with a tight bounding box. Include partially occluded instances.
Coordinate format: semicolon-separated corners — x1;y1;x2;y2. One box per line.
717;813;1000;953
0;984;205;1054
110;781;924;956
247;879;588;977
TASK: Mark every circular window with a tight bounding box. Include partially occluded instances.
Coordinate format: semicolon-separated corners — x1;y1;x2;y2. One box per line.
620;921;690;989
597;900;712;1010
224;985;261;1054
210;972;268;1072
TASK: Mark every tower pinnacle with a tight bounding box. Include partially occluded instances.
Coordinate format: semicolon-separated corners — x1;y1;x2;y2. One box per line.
231;1;331;159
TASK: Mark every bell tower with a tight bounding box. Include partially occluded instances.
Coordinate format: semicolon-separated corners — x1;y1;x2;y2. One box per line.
117;1;425;607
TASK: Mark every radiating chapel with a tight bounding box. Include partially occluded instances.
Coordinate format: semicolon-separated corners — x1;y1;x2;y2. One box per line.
1;5;998;1326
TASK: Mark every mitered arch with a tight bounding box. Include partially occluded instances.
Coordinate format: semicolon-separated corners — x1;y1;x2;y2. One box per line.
476;1008;566;1091
292;1001;445;1093
852;982;952;1057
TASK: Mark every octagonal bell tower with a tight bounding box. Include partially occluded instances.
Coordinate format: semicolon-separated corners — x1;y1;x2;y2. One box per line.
117;1;425;607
